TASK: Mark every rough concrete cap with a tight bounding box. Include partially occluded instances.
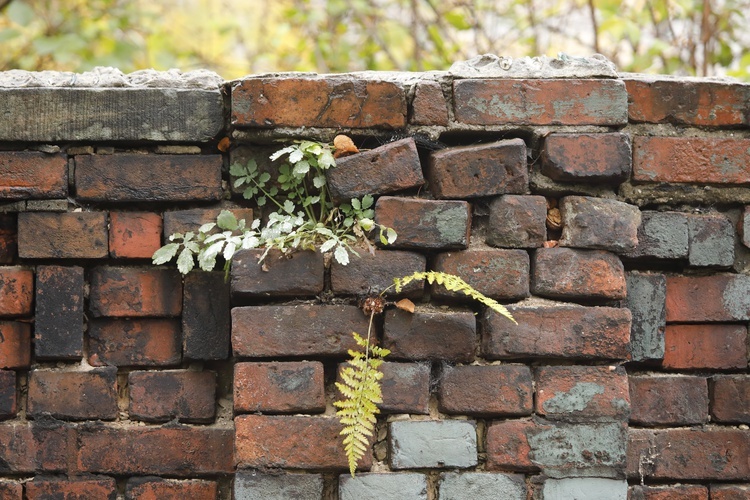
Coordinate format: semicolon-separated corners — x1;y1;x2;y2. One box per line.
0;66;223;89
449;53;619;78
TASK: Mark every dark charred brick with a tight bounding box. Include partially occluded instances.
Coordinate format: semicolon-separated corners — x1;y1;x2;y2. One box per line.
375;197;471;250
231;249;325;300
559;196;641;254
625;211;689;260
0;151;67;200
88;318;181;367
629;375;708;426
0;421;72;474
125;477;218;500
182;271;230;361
378;361;430;414
109;212;162;259
666;274;750;322
711;375;750;424
0;321;31;369
18;212;108;259
25;476;117;500
330;249;426;298
162;207;254;238
34;266;84;360
439;364;532;417
28;368;118;421
0;214;17;264
410;80;449;125
541;133;631;183
89;267;182;317
0;266;33;317
664;324;747;370
0;481;21;499
0;370;16;419
384;307;476;362
487;195;547;248
687;213;735;267
532;248;627;301
234;361;325;414
129;370;216;423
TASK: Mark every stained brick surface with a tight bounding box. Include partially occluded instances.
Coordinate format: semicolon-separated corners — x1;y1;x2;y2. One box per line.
486;195;547;248
129;370;216;423
28;368;118;421
711;375;750;423
410;80;449;125
663;324;747;370
330;249;426;297
89;267;182;317
231;249;325;299
182;271;230;360
0;321;31;369
629;375;708;425
0;266;33;317
532;248;627;301
666;274;750;321
0;152;67;200
438;364;533;416
34;265;84;359
234;361;325;414
559;196;641;254
109;212;162;259
384;308;476;362
88;318;181;367
125;478;218;500
18;212;109;258
541;133;631;183
0;370;16;419
375;197;471;250
25;477;117;500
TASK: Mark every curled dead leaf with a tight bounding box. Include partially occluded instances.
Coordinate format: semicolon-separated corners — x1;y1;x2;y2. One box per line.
217;137;231;152
543;240;559;248
546;207;562;230
333;134;359;158
394;298;415;313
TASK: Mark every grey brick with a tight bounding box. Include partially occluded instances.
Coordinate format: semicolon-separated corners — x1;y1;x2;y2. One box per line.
625;272;666;361
559;196;640;254
234;471;323;500
487;195;547;248
390;420;477;469
741;206;750;248
339;473;427;500
625;211;688;259
542;478;627;500
439;472;526;500
687;213;735;267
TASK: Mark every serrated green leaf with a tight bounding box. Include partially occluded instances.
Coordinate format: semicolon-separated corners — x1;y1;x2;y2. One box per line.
320;239;337;253
198;222;216;234
334;245;349;265
217;210;238;231
176;247;195;275
152;243;179;265
229;162;247;177
289;148;304;163
351;198;361;210
313;175;327;188
361;194;374;209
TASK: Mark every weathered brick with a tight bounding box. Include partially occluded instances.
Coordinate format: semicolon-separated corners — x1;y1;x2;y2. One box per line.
0;151;67;200
26;477;116;500
664;324;747;370
439;364;532;417
75;154;222;202
0;214;17;264
0;370;16;419
666;274;750;321
687;213;735;267
375;197;471;250
431;248;529;301
741;206;750;248
486;420;537;471
378;362;430;414
234;361;325;414
109;212;162;259
453;79;627;125
0;321;30;369
88;318;181;367
633;137;750;184
625;211;689;260
0;421;72;473
18;212;108;259
544;478;628;500
541;133;631;183
340;473;428;500
327;138;424;203
427;139;527;199
231;249;325;299
532;248;627;301
384;308;476;362
629;484;708;500
232;76;406;128
482;303;631;360
536;365;629;422
235;414;365;470
77;426;234;475
439;472;526;500
711;375;750;423
710;484;750;500
411;80;449;125
0;481;21;499
0;266;33;317
182;271;230;360
330;249;426;298
389;420;477;469
627;428;750;481
89;267;182;317
559;196;641;254
162;207;254;238
486;195;547;248
126;478;218;500
129;370;216;423
28;368;118;421
629;375;708;425
34;265;84;360
626;272;666;361
232;305;367;358
625;77;750;126
234;471;323;500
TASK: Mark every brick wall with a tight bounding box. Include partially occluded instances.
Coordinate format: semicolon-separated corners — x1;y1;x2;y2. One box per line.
0;66;748;499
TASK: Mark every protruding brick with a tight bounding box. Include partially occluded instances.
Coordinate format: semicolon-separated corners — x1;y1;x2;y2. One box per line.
559;196;641;254
687;213;735;267
25;477;117;500
341;473;428;500
532;248;627;301
109;212;162;259
234;471;323;500
625;211;689;260
389;420;477;469
432;248;529;301
666;274;750;321
231;249;325;300
182;271;230;360
633;137;750;184
625;272;666;361
375;197;470;250
378;362;430;414
710;484;750;500
544;478;627;500
536;365;629;422
232;76;406;129
439;472;526;500
384;308;476;362
0;266;33;317
711;375;750;423
162;207;254;238
486;195;547;248
427;139;527;199
234;361;325;414
0;321;30;369
34;265;84;360
0;481;21;499
0;214;17;264
126;478;218;500
327;138;424;203
129;370;216;423
486;420;537;471
482;303;631;360
89;267;182;317
664;324;747;370
629;484;708;500
88;318;181;367
232;305;367;358
629;375;708;425
0;152;67;200
411;80;448;125
541;133;631;183
0;370;16;419
330;249;426;298
28;368;118;421
18;211;108;259
75;154;222;202
439;364;532;417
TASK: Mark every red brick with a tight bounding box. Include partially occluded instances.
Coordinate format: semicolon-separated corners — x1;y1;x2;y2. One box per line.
711;375;750;423
232;76;406;128
0;214;17;264
384;308;476;362
633;137;750;184
234;361;325;414
0;321;30;369
663;324;747;370
0;481;21;499
0;266;33;317
541;133;631;183
627;428;750;481
453;79;627;125
76;426;234;475
25;476;116;500
629;375;708;425
0;421;72;473
327;138;424;203
182;271;230;361
482;303;631;360
231;249;325;300
75;154;222;202
710;484;750;500
88;318;181;367
109;212;162;259
410;80;449;125
628;484;708;500
18;212;108;259
28;368;117;421
232;304;367;358
162;207;254;238
375;197;471;250
34;265;84;360
666;275;750;322
487;195;547;248
532;248;627;301
235;414;368;470
536;365;629;421
89;267;182;317
427;139;527;199
486;420;537;471
432;248;529;301
378;361;430;414
0;151;67;199
129;370;216;423
625;78;750;126
559;196;641;254
330;249;426;298
439;364;532;417
0;370;16;419
126;478;218;500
